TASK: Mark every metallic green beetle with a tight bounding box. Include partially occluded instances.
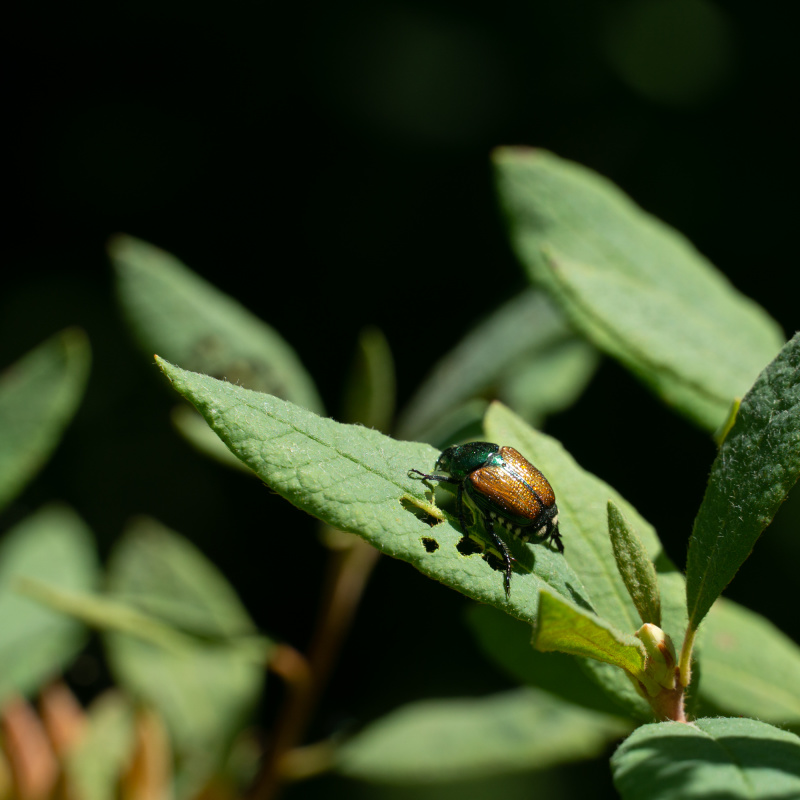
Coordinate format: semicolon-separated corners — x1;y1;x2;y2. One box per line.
411;442;563;596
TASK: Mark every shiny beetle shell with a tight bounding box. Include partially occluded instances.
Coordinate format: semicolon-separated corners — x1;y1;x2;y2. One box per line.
410;442;563;597
468;446;557;534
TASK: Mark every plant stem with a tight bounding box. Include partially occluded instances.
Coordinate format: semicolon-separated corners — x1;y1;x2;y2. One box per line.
678;625;698;689
649;678;688;723
248;536;379;800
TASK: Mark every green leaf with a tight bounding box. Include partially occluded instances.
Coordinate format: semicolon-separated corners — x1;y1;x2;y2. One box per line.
341;326;396;432
499;337;599;428
64;692;136;800
697;599;800;728
686;333;800;631
484;402;686;717
403;398;488;453
611;717;800;799
110;234;324;414
0;505;98;703
155;357;591;624
0;329;90;511
104;518;265;793
607;501;661;627
15;580;272;666
397;289;598;444
533;591;647;679
484;403;686;645
337;688;629;783
493;148;784;431
467;604;631;718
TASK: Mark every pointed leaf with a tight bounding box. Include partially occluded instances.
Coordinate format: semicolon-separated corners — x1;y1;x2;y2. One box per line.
337;688;629;783
499;337;598;428
494;148;784;431
533;590;647;679
104;518;265;791
466;604;631;717
0;505;98;703
15;580;272;666
611;717;800;800
608;501;661;626
698;599;800;727
484;403;685;642
0;329;90;511
686;332;800;631
111;234;323;413
155;357;591;624
397;289;597;443
485;402;686;717
341;326;395;432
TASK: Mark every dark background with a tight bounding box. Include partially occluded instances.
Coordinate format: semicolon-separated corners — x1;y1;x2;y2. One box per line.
4;1;799;796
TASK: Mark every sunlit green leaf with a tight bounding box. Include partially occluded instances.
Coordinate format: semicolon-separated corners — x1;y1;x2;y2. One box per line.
484;402;686;717
607;501;661;627
494;148;784;431
155;357;591;624
466;604;631;718
686;333;800;631
533;591;647;678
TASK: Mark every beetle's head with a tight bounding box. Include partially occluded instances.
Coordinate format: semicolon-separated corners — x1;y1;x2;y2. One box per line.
434;445;462;476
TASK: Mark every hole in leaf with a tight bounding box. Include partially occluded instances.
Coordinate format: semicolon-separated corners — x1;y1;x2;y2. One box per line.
456;536;483;557
421;537;439;553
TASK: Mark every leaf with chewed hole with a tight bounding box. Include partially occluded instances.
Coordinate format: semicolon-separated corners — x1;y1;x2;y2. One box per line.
485;403;685;718
155;357;591;624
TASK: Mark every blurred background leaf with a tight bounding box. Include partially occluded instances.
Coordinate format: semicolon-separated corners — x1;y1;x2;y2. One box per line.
111;235;324;414
336;688;629;783
397;289;598;445
493;148;784;432
0;329;90;512
0;505;98;704
104;518;266;796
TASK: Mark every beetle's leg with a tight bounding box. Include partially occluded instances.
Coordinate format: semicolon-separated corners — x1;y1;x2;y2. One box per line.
531;511;564;554
485;514;514;598
409;469;458;484
539;517;564;554
549;524;565;554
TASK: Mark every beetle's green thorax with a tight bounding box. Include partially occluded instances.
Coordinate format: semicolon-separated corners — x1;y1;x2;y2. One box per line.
435;442;501;478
